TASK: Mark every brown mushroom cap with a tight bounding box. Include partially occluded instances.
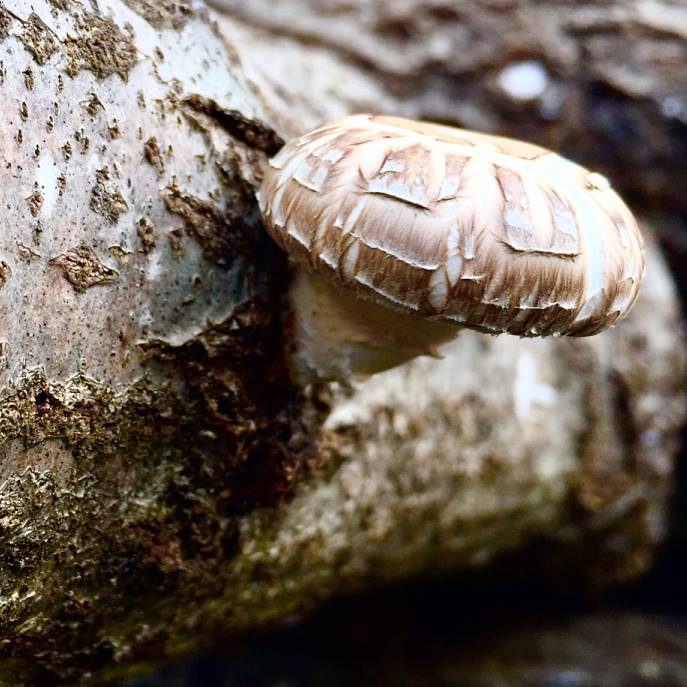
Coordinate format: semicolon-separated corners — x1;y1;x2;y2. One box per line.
259;114;645;337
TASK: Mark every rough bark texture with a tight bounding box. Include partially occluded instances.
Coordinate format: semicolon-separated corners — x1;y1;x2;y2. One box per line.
0;0;684;684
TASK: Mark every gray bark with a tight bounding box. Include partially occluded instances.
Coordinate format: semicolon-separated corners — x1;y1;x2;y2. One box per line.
0;0;684;684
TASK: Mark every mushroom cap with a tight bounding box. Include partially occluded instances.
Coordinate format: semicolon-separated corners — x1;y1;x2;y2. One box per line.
259;114;645;337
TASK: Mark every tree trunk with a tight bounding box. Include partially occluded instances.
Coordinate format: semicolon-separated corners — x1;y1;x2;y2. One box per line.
0;0;684;684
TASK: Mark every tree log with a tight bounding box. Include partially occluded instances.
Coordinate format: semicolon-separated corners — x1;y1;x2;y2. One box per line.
0;0;684;684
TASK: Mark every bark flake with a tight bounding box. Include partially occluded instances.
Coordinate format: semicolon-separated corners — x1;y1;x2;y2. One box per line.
90;167;129;224
64;12;137;80
137;217;157;253
182;94;285;156
120;0;195;30
49;244;118;292
143;136;165;174
0;261;12;288
20;13;57;65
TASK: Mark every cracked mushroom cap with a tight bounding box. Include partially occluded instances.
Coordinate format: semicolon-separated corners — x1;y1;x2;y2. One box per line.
259;114;645;337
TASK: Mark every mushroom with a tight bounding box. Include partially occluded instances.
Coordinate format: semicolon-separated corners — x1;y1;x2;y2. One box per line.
258;114;645;384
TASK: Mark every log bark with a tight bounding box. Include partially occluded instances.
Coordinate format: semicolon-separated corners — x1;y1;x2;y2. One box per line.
0;0;684;684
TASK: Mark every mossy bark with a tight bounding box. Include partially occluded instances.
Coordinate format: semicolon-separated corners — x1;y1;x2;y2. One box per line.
0;0;685;684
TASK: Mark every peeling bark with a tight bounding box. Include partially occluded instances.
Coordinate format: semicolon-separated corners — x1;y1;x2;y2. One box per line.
0;0;685;684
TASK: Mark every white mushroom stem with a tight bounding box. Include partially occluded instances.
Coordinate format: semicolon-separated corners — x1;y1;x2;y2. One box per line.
286;267;459;385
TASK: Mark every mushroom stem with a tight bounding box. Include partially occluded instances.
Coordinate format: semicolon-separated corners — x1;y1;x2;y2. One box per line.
286;267;459;385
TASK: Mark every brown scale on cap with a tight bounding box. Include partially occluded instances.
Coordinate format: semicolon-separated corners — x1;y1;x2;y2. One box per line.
259;114;645;382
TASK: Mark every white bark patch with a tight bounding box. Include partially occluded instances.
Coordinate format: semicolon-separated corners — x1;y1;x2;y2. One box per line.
513;350;556;422
35;153;59;217
498;60;549;101
144;247;164;282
